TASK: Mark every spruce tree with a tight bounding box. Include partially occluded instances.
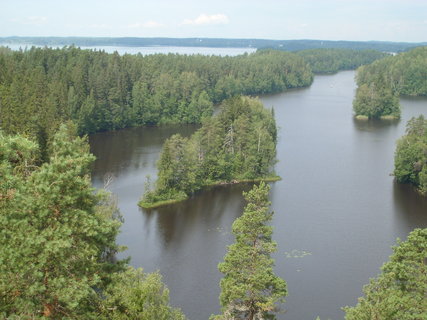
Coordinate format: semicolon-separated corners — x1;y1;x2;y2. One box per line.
0;125;185;319
344;228;427;320
214;182;287;320
0;125;122;318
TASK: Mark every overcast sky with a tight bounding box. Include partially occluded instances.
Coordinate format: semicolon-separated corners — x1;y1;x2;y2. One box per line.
1;0;426;42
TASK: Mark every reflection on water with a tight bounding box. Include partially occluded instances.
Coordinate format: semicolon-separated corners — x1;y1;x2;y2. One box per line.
90;71;427;320
353;117;400;132
392;182;427;232
141;184;252;248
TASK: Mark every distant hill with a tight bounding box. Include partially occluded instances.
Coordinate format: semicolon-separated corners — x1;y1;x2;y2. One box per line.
0;36;425;52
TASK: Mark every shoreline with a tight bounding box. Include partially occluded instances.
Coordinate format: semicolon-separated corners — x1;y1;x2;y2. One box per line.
138;175;281;209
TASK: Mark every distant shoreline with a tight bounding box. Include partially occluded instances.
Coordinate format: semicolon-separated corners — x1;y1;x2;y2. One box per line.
1;37;425;52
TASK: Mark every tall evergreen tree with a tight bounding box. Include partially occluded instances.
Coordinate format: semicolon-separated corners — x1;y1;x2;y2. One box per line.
214;182;287;320
344;228;427;320
0;124;123;318
100;267;186;320
0;125;185;319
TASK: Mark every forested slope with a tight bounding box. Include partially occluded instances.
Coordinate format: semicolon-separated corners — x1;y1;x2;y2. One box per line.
296;48;387;73
0;46;312;151
353;46;427;119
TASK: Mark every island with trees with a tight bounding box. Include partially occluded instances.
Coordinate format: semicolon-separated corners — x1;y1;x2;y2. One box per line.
394;116;427;195
140;96;279;208
353;46;427;120
1;41;427;319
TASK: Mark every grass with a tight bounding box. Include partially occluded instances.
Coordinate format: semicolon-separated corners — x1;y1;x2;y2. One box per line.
354;115;369;120
139;175;281;209
355;114;400;120
138;196;189;209
380;115;400;120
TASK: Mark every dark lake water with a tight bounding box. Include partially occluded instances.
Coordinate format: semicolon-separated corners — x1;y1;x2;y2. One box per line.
89;71;427;320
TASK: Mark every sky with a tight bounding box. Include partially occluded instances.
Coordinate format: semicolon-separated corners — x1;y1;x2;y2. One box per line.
1;0;427;42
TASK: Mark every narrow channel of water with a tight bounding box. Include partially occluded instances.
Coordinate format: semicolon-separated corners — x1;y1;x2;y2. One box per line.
90;71;427;320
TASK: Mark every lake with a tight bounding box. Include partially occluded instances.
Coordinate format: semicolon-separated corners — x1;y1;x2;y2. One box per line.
0;43;256;56
89;71;427;320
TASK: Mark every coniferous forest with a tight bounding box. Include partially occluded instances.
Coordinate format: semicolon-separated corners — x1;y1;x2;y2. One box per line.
1;41;427;320
0;47;312;149
140;96;278;208
353;46;427;119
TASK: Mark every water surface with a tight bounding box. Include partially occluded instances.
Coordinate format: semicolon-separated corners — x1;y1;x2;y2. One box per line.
1;43;255;56
90;71;427;320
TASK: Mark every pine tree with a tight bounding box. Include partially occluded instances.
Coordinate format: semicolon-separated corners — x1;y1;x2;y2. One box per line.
100;267;186;320
344;228;427;320
0;124;122;318
0;126;187;319
214;182;287;320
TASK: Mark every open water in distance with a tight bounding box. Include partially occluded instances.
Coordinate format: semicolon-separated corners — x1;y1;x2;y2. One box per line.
1;43;256;56
90;70;427;320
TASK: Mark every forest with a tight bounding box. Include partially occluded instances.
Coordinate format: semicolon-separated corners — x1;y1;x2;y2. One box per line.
140;96;278;208
353;46;427;119
0;125;185;319
0;46;312;154
394;116;427;195
3;126;423;319
1;44;426;319
295;48;387;73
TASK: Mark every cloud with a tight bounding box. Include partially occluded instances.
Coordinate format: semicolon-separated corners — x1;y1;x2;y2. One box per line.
127;21;165;29
10;16;48;26
143;21;165;28
182;14;229;26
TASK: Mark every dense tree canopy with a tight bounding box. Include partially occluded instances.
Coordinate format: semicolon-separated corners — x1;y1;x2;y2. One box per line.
344;228;427;320
356;46;427;97
100;267;185;320
0;46;312;149
353;46;427;119
0;125;185;319
140;96;278;208
394;115;427;195
213;182;287;320
296;48;387;74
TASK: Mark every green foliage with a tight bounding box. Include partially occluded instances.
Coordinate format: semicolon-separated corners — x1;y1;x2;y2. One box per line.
344;228;427;320
0;126;183;319
296;48;388;74
0;46;313;147
141;96;279;207
353;82;400;119
353;46;427;118
213;182;287;320
394;116;427;193
0;124;123;318
100;267;185;320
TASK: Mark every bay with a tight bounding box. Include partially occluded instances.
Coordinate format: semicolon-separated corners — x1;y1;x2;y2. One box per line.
90;70;427;319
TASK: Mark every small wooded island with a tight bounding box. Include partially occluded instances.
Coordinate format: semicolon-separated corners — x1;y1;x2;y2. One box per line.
1;40;427;319
139;96;279;208
353;46;427;120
